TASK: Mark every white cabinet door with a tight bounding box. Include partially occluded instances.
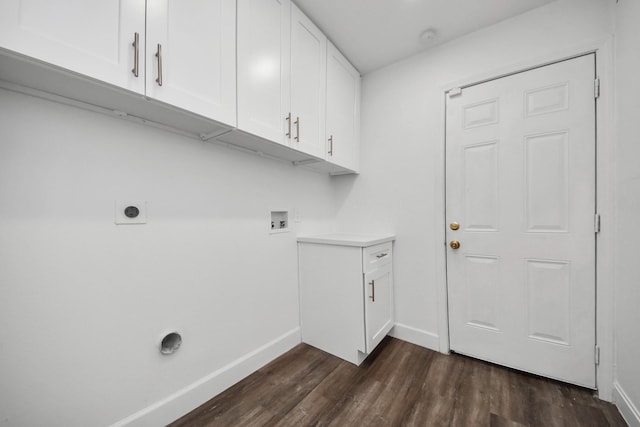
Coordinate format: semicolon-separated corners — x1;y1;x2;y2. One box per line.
364;264;394;353
0;0;145;94
326;42;360;171
237;0;291;145
290;4;326;158
146;0;236;125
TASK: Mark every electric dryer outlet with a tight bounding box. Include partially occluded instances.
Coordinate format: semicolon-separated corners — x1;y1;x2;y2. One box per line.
115;201;147;225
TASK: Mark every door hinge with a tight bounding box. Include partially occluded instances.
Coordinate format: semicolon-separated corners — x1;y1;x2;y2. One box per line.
594;78;601;99
448;87;462;97
595;346;600;365
594;213;601;233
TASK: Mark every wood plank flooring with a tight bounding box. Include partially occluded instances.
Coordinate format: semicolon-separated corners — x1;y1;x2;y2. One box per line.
169;337;627;427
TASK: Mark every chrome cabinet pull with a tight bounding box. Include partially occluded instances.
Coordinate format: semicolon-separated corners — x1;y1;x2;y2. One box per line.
131;32;140;77
155;44;163;86
328;135;333;155
376;253;388;259
285;113;292;139
294;117;300;142
369;280;375;302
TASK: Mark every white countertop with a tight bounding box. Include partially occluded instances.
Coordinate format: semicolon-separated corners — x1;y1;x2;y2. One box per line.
297;233;395;247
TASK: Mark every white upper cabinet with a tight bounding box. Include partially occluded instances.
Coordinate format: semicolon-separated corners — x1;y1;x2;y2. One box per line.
326;42;360;172
0;0;146;94
0;0;236;127
237;0;327;158
237;0;291;144
289;4;326;158
0;0;357;173
146;0;236;126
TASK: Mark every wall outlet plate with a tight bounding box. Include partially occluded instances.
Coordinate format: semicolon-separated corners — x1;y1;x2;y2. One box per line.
115;201;147;225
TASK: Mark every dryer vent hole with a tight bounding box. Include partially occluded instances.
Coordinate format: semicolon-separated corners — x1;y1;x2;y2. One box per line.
160;332;182;355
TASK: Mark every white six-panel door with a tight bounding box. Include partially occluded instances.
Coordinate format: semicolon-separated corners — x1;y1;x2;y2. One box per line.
446;54;596;387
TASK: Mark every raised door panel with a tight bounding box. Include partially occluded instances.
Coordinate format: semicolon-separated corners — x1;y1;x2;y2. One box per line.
237;0;291;145
364;264;393;353
0;0;145;93
290;4;326;158
326;42;360;171
146;0;236;126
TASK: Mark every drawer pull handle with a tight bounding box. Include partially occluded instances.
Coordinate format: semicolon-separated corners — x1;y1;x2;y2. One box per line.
155;43;163;86
294;117;300;142
376;253;388;259
131;32;140;77
285;113;292;139
369;280;375;302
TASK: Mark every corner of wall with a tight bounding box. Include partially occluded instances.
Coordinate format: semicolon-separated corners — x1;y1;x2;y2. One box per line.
613;381;640;427
390;323;439;352
109;328;301;427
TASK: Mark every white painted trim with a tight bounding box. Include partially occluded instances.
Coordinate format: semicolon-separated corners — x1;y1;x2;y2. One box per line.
109;328;302;427
440;37;614;95
435;91;450;355
594;36;616;403
613;382;640;427
390;323;439;351
437;36;616;400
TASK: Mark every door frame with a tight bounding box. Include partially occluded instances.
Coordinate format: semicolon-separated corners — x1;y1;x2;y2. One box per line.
434;37;615;400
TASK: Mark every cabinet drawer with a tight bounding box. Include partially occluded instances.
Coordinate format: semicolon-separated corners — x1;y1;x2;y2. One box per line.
363;242;392;273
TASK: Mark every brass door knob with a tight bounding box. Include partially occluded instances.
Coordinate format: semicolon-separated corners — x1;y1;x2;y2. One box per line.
450;240;461;249
450;221;460;231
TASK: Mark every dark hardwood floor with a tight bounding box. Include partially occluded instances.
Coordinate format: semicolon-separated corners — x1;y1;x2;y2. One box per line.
169;337;627;427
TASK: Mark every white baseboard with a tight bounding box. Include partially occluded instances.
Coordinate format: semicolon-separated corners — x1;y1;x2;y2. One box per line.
613;381;640;427
389;323;439;351
110;327;302;427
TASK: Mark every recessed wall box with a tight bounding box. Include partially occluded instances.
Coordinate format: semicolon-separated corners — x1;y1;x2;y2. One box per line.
270;210;289;234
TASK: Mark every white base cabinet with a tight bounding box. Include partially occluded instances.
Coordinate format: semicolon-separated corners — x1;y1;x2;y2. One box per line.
297;234;395;365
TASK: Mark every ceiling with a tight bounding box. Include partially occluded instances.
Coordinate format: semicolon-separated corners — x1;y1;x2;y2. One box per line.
294;0;556;74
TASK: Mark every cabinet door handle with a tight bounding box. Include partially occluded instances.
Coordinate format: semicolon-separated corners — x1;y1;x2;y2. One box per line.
369;280;375;302
131;32;140;77
285;113;292;139
294;117;300;142
328;135;333;155
155;43;163;86
376;253;388;259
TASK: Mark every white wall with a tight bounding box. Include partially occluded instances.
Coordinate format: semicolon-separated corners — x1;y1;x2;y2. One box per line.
333;0;616;378
613;0;640;424
3;0;638;425
0;89;336;426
